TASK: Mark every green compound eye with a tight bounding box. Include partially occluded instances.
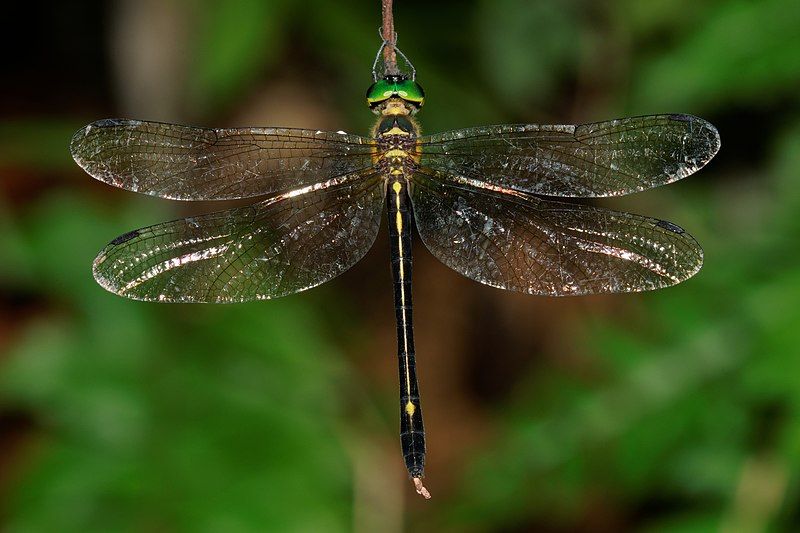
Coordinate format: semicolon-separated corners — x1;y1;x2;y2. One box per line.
366;76;425;108
396;79;424;105
366;79;394;106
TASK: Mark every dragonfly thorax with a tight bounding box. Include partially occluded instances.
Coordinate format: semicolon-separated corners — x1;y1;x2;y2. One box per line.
372;113;420;176
375;114;416;135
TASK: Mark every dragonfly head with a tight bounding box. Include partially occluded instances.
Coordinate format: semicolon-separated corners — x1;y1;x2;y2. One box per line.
366;75;424;115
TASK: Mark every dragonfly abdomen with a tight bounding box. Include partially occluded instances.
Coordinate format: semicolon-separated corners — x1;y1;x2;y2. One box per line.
386;176;427;485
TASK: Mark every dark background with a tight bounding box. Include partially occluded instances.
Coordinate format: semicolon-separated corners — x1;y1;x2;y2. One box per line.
1;0;799;531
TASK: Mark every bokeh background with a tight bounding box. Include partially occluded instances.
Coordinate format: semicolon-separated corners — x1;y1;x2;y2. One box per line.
2;0;799;531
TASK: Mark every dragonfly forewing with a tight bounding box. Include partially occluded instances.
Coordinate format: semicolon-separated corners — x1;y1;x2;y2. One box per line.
93;171;386;302
410;168;703;296
71;119;377;200
419;114;720;198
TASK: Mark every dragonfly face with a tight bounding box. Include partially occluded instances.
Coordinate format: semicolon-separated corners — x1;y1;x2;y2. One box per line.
71;61;719;499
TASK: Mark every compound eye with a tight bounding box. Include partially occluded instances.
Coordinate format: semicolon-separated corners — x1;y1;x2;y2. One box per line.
397;80;425;107
366;80;393;107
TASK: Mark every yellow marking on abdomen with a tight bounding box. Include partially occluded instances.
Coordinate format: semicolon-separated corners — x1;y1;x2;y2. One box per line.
392;182;404;269
405;401;416;416
392;180;412;406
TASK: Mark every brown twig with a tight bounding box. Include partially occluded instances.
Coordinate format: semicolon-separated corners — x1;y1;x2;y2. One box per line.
381;0;399;75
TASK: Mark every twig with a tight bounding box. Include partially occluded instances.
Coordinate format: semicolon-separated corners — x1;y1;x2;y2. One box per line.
381;0;399;75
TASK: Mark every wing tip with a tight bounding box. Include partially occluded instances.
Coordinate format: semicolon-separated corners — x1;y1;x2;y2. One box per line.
92;232;144;300
670;113;721;168
69;123;92;168
92;248;124;298
92;248;162;303
70;118;141;166
655;217;704;287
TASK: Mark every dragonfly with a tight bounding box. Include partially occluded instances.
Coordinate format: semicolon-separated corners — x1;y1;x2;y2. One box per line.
70;40;719;500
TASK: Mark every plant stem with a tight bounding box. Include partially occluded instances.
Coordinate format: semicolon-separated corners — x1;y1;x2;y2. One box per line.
381;0;399;75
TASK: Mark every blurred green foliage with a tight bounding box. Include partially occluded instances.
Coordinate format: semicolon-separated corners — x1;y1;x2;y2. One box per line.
187;0;290;113
2;0;800;531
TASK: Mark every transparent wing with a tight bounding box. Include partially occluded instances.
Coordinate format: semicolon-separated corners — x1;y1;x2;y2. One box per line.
418;114;720;198
71;119;377;200
93;171;385;302
410;169;703;296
